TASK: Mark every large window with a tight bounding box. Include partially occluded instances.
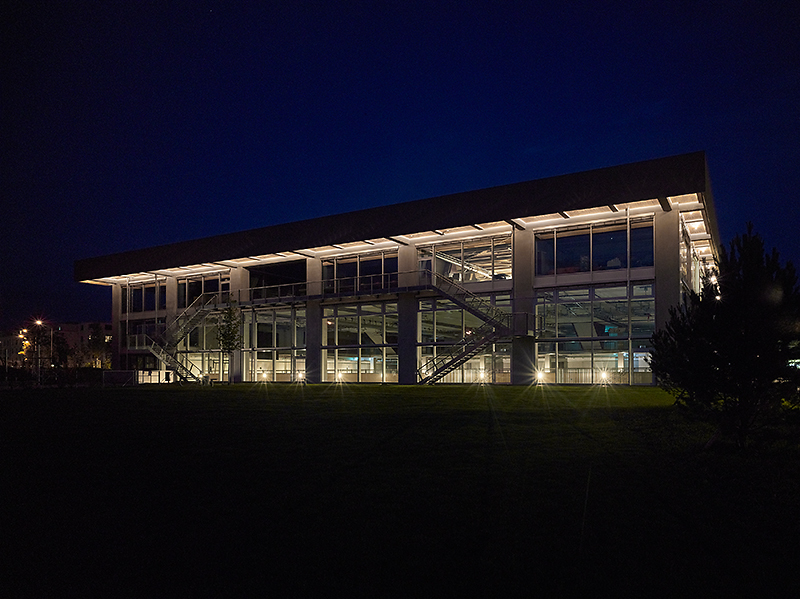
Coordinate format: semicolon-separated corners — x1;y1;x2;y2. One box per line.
419;235;513;282
321;302;398;383
416;294;511;383
238;306;306;382
322;252;398;295
177;273;230;309
535;283;654;384
122;282;166;314
592;225;627;271
535;219;654;276
557;231;590;274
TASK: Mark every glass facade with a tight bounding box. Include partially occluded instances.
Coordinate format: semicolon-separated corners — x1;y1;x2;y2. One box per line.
177;273;230;309
418;234;512;282
113;209;709;387
322;252;398;295
417;294;512;383
535;283;655;384
322;302;399;382
122;281;167;314
535;219;654;276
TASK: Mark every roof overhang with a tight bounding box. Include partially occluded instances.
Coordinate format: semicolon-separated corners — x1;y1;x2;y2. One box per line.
76;151;714;284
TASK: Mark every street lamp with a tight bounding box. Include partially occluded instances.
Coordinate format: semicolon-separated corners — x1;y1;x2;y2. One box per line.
33;319;54;383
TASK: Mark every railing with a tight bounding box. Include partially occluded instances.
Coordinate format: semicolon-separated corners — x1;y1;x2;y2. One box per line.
322;272;400;296
162;292;226;348
141;269;515;384
232;269;506;304
146;336;203;382
419;270;513;332
249;283;308;302
417;321;503;385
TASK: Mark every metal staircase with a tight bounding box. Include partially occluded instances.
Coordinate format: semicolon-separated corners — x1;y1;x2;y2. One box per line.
417;271;513;384
147;292;223;382
146;338;204;382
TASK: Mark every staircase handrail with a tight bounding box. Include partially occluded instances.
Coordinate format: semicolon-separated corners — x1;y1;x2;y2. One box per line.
416;320;501;384
422;270;513;332
162;291;224;347
145;335;203;382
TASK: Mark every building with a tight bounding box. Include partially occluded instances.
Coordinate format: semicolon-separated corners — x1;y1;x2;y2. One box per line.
56;322;113;368
0;333;25;369
75;151;720;385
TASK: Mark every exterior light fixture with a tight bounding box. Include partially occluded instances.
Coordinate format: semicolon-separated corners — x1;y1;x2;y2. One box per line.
537;371;545;381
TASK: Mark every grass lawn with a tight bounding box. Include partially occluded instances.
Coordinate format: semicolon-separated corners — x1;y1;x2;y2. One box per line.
2;383;799;597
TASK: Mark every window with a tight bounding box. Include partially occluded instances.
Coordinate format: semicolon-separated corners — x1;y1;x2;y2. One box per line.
535;233;555;276
535;218;654;276
420;235;513;282
144;286;156;311
131;287;143;312
630;222;654;268
592;225;627;271
556;231;590;274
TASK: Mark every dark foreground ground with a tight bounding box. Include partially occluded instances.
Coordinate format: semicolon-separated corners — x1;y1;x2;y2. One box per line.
2;383;799;597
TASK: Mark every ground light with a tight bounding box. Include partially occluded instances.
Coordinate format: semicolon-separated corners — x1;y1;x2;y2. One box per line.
536;370;545;384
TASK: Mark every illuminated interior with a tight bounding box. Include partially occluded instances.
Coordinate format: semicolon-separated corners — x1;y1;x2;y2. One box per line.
76;153;720;385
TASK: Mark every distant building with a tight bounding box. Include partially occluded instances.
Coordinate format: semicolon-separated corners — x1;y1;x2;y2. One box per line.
75;152;720;385
56;322;112;368
0;333;25;369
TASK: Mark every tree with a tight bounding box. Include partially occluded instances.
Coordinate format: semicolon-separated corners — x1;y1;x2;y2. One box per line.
650;224;800;448
51;330;72;368
216;302;243;384
87;323;111;368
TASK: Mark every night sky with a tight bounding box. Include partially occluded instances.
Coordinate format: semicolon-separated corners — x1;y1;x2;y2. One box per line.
3;1;799;332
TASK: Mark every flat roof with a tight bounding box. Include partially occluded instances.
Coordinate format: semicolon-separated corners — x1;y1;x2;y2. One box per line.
75;151;714;282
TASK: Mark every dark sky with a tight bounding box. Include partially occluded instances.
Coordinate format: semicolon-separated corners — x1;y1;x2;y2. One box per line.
3;1;799;331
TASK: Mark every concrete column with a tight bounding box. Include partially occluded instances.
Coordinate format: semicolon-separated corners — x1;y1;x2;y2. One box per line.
511;335;536;386
654;209;681;332
307;257;323;296
511;227;535;385
397;292;418;384
512;227;535;321
229;266;248;303
165;277;178;321
229;350;243;383
111;284;122;369
304;258;323;383
396;244;419;384
305;300;322;383
398;243;418;287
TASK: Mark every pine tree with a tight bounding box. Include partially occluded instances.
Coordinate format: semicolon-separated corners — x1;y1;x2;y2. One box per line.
650;224;800;448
